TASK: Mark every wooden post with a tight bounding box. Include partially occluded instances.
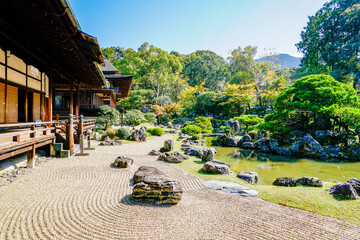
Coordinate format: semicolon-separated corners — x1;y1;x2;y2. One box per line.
48;79;52;122
84;131;95;150
76;115;84;144
56;114;59;121
66;114;74;155
70;83;73;115
75;85;80;118
27;145;36;168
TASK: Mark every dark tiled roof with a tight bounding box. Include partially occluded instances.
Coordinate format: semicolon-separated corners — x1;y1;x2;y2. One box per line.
98;58;119;74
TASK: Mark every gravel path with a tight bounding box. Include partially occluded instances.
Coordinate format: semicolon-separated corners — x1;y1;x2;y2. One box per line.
0;135;359;240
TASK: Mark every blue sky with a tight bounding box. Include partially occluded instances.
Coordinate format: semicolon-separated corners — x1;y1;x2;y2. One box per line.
69;0;328;58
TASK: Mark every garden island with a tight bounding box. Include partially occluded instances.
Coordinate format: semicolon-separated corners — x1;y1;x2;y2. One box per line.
0;0;359;239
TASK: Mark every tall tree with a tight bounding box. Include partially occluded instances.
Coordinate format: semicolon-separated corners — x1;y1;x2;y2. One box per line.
297;0;360;87
182;50;229;90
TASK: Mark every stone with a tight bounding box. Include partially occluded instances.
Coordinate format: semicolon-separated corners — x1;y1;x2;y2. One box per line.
325;145;343;158
158;152;188;163
326;183;358;200
203;181;258;197
239;134;252;147
260;146;270;153
202;160;230;175
347;178;360;195
0;160;17;172
226;137;241;147
290;134;325;158
99;138;122;146
92;132;101;140
255;130;268;140
148;150;161;156
182;139;205;146
296;176;323;187
113;156;134;168
344;144;360;159
160;140;174;152
178;133;191;140
132;166;183;204
167;122;174;128
273;177;298;187
237;171;259;185
131;130;146;141
254;137;278;152
139;126;148;133
275;147;292;156
241;142;254;149
201;148;217;162
225;120;242;133
182;147;204;157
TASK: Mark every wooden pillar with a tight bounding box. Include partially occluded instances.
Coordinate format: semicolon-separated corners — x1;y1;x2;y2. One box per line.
75;85;80;118
27;145;36;168
48;79;52;122
70;83;73;115
76;115;84;144
66;114;74;154
25;65;28;122
4;50;8;123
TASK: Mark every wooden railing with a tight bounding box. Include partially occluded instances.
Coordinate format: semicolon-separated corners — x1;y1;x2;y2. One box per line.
0;115;97;166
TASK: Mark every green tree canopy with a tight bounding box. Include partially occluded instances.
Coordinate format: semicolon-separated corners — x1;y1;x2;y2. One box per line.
297;0;360;87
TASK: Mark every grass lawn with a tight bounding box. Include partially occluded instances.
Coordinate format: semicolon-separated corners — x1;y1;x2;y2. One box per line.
172;136;360;225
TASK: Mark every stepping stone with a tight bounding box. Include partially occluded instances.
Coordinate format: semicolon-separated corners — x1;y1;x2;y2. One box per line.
204;180;258;197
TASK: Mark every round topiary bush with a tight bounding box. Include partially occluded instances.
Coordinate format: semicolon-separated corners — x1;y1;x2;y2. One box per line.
191;134;201;140
147;127;165;136
117;127;131;139
247;130;257;139
194;116;213;133
182;124;202;135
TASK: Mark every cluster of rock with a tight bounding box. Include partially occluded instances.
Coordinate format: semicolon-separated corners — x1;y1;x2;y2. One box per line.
237;172;259;185
326;178;360;200
131;166;183;204
273;176;323;187
113;156;134;168
99;136;122;146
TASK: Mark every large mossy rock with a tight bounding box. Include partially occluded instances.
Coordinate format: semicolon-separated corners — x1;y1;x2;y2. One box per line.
290;134;327;158
225;120;241;133
131;130;146;141
202;160;230;175
132;166;183;204
239;134;252;147
201;148;217;162
275;147;291;156
226;137;241;147
326;183;358;200
237;171;259;185
254;137;278;152
343;144;360;160
296;176;323;187
113;156;134;168
347;178;360;195
160;140;174;152
273;177;298;187
158;152;188;163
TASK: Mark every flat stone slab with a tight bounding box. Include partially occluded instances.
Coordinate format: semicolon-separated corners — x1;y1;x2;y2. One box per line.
204;180;258;197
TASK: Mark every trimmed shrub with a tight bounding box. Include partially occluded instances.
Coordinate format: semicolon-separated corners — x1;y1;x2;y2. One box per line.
102;130;116;140
144;132;151;137
147;127;165;136
194;116;213;133
204;137;214;147
125;109;145;126
248;130;257;139
182;124;202;135
144;112;157;124
191;134;201;140
117;127;131;139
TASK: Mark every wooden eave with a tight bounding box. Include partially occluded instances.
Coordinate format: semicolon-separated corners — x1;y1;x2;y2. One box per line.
0;0;105;87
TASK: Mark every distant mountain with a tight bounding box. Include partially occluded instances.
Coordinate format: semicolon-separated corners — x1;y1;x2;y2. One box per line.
256;54;301;69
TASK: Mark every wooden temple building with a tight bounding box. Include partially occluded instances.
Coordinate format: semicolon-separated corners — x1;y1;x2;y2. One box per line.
0;0;130;165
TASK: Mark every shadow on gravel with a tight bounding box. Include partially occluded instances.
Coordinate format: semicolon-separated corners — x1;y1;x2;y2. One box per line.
120;194;174;208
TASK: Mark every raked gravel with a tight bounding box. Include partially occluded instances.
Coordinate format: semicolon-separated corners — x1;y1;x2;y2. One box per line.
0;134;359;240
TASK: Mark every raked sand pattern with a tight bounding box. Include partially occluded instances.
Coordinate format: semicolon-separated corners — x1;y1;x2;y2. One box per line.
0;135;359;240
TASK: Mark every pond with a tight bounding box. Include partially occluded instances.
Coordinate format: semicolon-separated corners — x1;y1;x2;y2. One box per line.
213;146;360;185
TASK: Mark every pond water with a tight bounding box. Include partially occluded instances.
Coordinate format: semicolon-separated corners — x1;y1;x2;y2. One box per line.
213;146;360;185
